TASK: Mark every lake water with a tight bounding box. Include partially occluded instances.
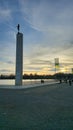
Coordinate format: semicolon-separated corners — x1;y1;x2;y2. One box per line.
0;79;57;85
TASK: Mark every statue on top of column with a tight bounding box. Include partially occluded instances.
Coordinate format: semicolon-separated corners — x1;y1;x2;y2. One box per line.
17;24;20;32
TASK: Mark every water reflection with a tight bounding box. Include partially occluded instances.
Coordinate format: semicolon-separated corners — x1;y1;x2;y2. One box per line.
0;79;55;85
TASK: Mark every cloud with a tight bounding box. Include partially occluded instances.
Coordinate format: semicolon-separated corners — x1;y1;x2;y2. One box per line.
0;69;10;72
30;59;52;65
0;58;14;64
19;0;73;46
0;38;16;75
0;0;73;74
26;41;73;60
19;0;73;56
19;0;73;31
19;0;51;31
0;7;12;22
23;41;73;74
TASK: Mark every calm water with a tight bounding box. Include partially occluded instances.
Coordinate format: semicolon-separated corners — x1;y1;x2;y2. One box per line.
0;79;56;85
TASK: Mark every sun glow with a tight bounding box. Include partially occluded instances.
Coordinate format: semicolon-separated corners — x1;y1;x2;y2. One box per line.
60;67;68;73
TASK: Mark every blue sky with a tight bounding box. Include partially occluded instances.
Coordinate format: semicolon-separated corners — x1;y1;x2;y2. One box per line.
0;0;73;75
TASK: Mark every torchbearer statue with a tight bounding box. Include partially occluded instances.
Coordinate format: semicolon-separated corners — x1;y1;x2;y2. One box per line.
17;24;20;32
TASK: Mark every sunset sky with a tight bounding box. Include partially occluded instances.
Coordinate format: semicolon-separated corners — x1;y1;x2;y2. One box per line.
0;0;73;75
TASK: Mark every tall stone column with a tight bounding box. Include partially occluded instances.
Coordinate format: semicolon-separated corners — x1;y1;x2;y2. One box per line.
15;32;23;85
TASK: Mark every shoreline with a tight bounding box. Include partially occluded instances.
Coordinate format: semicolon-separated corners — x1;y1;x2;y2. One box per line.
0;81;58;89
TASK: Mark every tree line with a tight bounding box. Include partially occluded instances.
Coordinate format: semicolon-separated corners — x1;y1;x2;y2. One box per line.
0;73;73;80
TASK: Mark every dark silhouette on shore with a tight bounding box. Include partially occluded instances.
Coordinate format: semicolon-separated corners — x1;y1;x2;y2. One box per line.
69;80;72;86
